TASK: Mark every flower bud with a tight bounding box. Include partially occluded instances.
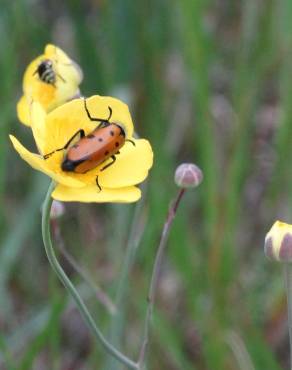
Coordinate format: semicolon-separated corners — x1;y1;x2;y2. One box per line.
174;163;203;189
50;200;65;220
264;221;292;262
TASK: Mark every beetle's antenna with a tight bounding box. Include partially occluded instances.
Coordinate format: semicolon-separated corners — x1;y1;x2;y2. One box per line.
107;106;113;121
125;139;136;146
84;98;112;123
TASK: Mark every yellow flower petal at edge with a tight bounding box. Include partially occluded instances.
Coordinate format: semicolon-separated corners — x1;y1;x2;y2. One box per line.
10;135;84;188
98;139;153;188
30;101;47;154
17;44;83;126
52;184;141;203
16;96;30;127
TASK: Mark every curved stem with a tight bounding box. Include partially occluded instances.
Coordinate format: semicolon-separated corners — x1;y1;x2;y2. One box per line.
42;181;138;370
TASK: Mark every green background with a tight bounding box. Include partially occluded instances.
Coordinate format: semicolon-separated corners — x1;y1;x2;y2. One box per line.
1;0;292;369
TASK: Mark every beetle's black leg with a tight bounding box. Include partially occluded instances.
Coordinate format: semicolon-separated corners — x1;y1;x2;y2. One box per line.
125;139;136;146
84;98;113;123
96;176;101;192
63;129;85;149
100;155;116;172
43;129;85;159
44;151;57;160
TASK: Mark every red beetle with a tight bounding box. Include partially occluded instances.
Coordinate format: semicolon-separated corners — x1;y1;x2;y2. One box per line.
44;98;134;190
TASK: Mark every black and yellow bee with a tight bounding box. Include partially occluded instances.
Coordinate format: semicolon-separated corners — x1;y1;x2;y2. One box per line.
33;59;65;86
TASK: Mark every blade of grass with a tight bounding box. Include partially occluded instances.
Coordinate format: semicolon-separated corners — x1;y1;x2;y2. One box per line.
0;174;49;316
0;335;17;370
0;282;99;366
224;330;256;370
17;299;65;370
268;0;292;204
179;0;218;239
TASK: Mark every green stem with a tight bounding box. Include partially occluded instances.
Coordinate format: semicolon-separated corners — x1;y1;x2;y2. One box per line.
41;181;138;370
138;188;186;368
285;264;292;370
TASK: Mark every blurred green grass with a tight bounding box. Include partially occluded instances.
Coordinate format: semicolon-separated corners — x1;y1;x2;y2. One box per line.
1;0;292;369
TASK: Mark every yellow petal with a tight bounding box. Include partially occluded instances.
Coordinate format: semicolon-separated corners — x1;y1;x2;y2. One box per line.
42;98;92;154
45;44;61;57
10;135;84;188
45;44;83;87
85;95;134;138
23;54;43;93
44;44;83;106
42;96;134;154
16;95;31;126
23;55;56;109
99;139;153;188
30;101;47;155
52;184;141;203
21;44;82;116
45;44;82;80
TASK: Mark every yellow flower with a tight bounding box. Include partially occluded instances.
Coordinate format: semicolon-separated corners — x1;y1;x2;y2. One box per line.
17;44;83;126
11;95;153;203
265;221;292;262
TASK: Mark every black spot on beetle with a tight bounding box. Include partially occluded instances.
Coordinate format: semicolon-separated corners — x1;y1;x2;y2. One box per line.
115;142;119;147
87;134;95;139
98;138;103;142
105;151;109;155
110;130;114;136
